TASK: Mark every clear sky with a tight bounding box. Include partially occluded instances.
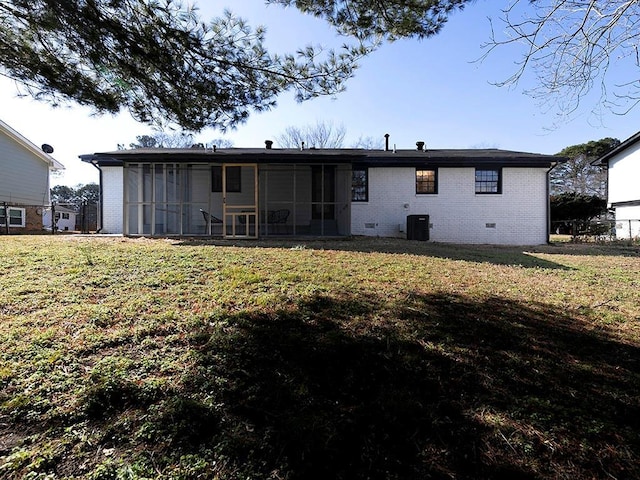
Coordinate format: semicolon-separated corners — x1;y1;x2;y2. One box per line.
2;1;639;187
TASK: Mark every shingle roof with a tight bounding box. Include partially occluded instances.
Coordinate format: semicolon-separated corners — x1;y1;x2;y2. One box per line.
81;147;563;168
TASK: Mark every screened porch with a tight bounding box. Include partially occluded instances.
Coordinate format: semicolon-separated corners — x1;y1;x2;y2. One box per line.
123;162;352;238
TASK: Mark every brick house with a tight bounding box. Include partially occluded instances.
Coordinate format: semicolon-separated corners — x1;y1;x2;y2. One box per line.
0;118;64;233
81;142;562;245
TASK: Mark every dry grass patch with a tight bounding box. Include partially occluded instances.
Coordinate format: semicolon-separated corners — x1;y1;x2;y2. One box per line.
0;235;638;479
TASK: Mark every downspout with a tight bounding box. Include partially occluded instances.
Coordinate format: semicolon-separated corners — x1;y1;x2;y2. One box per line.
90;161;103;233
546;161;560;243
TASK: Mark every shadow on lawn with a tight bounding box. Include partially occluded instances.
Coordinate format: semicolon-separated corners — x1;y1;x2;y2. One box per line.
175;237;572;269
180;292;639;480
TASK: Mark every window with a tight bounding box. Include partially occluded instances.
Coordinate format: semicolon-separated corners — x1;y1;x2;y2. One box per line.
475;168;501;194
352;168;368;202
62;213;70;220
0;207;25;227
211;166;241;192
416;168;437;194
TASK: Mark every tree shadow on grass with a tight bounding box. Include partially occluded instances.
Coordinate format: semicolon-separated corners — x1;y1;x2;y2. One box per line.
181;292;640;480
174;237;572;269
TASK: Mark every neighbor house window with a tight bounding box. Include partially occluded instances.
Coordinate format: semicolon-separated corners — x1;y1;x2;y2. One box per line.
475;168;501;194
416;168;437;194
0;207;26;227
62;213;70;220
211;166;241;192
352;168;368;202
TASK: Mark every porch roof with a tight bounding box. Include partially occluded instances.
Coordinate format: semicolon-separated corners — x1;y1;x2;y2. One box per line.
80;147;563;168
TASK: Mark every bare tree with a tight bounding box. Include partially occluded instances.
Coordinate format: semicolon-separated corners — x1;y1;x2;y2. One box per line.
129;132;194;148
276;121;346;148
351;135;385;149
482;1;640;118
208;138;234;148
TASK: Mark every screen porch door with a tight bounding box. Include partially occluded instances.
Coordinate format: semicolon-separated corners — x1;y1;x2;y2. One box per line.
223;164;258;239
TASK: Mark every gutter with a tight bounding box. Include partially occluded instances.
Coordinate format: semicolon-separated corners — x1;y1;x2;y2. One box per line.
90;161;103;233
546;161;561;243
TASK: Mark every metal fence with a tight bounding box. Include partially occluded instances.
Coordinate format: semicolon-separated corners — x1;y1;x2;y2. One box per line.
0;201;98;234
614;219;640;241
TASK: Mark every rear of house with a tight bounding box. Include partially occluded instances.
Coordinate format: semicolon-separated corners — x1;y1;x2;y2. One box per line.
0;119;64;233
82;143;560;245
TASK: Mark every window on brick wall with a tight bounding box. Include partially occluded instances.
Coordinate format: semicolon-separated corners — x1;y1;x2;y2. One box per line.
352;168;368;202
416;168;437;194
475;168;502;194
0;207;26;227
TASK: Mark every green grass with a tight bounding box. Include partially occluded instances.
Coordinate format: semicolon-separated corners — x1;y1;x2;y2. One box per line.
1;236;639;479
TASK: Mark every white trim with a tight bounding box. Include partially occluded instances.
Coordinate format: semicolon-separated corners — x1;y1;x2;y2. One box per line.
0;206;26;228
0;118;65;170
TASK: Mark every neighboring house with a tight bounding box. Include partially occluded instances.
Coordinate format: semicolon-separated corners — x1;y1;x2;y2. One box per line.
42;205;77;232
80;142;562;245
0;118;64;233
594;131;640;240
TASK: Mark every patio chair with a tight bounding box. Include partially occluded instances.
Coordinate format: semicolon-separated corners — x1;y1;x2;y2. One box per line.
267;209;290;234
199;209;222;234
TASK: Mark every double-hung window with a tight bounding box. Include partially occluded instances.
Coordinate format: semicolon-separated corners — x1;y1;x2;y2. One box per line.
352;168;368;202
416;168;437;194
0;207;26;227
475;168;501;194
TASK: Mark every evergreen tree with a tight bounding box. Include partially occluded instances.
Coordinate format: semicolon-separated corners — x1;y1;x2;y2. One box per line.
551;138;620;196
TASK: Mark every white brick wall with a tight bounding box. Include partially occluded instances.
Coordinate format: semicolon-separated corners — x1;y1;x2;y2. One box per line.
101;166;124;234
352;167;549;245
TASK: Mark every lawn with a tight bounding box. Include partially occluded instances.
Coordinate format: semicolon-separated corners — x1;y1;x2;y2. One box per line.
0;236;639;479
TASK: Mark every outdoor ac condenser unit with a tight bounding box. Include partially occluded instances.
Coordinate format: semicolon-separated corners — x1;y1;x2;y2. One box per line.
406;214;429;241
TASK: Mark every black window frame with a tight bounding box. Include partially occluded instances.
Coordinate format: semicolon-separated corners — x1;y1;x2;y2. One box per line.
351;167;368;202
415;168;438;194
475;168;502;194
211;166;241;193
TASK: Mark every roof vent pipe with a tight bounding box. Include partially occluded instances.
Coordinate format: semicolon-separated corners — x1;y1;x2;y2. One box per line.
300;141;305;151
416;141;425;151
265;140;273;149
384;133;390;151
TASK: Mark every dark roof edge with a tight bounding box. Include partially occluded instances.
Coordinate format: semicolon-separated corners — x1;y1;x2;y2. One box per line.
81;151;563;168
594;130;640;165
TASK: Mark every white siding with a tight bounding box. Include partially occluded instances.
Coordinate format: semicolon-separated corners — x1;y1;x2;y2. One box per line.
102;166;124;234
605;140;640;239
352;167;549;245
0;129;50;205
608;141;640;205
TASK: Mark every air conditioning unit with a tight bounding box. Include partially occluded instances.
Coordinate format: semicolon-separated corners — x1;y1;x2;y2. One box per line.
407;214;429;241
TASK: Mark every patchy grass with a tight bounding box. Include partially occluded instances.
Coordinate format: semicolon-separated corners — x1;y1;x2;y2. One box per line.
0;235;639;480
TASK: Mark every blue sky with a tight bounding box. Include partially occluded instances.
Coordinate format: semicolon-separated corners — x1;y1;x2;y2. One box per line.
1;1;639;186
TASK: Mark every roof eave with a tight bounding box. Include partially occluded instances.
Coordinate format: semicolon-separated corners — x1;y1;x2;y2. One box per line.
0;118;65;170
593;130;640;165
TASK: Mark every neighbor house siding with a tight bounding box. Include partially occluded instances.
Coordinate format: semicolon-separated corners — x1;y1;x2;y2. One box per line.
0;129;50;205
102;166;124;234
614;205;640;239
608;141;640;206
352;167;549;245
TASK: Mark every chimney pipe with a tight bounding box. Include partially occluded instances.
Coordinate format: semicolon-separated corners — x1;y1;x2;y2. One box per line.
416;141;425;151
265;140;273;149
384;133;390;151
300;141;305;151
